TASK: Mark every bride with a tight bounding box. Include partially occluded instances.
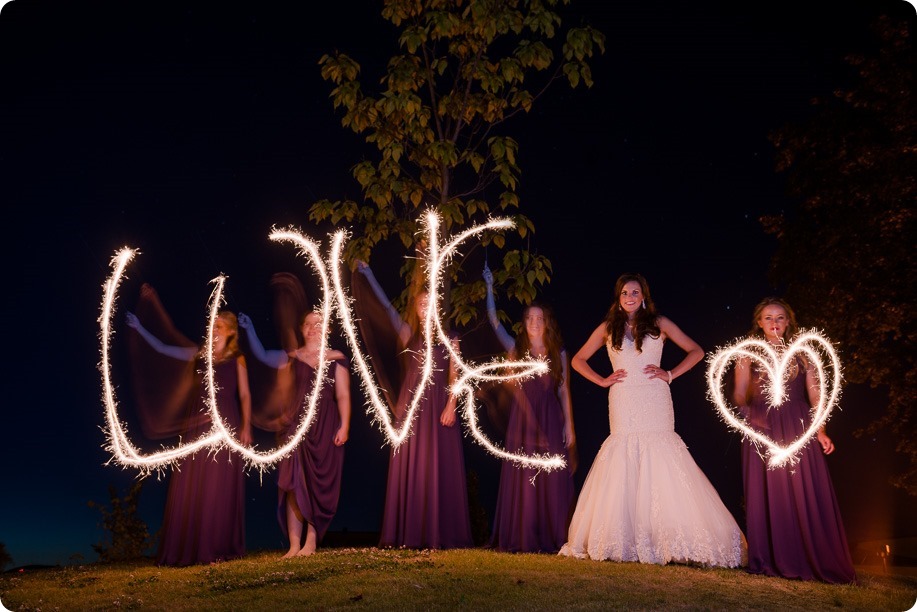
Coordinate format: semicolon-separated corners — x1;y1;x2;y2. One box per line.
559;273;745;567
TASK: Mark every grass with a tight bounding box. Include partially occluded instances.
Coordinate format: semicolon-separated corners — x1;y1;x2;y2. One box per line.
2;548;915;611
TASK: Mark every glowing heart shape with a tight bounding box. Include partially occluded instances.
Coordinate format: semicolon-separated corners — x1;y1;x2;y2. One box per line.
706;331;842;468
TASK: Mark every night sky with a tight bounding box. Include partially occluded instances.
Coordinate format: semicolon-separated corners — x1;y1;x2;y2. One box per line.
2;0;915;568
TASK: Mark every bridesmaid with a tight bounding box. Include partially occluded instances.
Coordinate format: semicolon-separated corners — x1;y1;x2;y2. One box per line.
127;286;251;566
733;297;857;583
356;260;473;549
483;264;575;552
240;310;351;558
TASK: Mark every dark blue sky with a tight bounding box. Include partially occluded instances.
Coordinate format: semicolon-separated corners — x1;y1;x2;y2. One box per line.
2;0;914;567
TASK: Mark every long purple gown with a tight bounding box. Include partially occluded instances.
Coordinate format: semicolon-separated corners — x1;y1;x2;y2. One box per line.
742;356;857;583
157;358;246;566
379;339;473;549
491;371;573;552
276;358;347;543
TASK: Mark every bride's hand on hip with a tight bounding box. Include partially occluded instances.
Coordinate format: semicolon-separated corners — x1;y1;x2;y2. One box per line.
599;370;627;387
643;364;670;382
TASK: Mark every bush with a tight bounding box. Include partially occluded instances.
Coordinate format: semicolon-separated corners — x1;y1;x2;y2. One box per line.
88;480;153;562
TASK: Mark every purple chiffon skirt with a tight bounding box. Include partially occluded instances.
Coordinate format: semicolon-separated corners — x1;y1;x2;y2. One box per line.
742;360;857;583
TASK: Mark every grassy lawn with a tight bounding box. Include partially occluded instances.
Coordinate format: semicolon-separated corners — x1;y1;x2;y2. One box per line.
2;548;915;611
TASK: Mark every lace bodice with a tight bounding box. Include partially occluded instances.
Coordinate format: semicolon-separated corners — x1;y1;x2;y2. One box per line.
607;333;665;386
606;333;673;434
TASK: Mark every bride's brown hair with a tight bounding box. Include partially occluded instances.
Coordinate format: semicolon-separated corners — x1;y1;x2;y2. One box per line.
604;273;660;352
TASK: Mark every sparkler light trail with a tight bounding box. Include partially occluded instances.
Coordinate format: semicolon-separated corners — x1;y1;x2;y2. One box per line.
99;213;565;473
99;233;335;475
329;211;565;472
706;330;843;468
99;248;223;472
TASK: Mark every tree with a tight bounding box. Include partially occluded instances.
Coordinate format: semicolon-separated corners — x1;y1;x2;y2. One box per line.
0;542;12;572
310;0;604;323
88;480;154;562
764;16;916;494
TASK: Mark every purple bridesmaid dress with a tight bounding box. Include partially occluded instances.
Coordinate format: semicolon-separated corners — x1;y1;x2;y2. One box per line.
742;356;857;583
379;339;473;549
157;358;246;566
491;371;573;552
276;358;347;543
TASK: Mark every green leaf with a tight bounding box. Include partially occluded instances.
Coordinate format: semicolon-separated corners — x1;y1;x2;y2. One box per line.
489;136;506;160
563;62;580;88
499;192;520;210
352;161;376;187
400;25;428;53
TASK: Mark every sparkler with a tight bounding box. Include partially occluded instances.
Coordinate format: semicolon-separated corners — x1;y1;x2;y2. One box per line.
99;233;334;475
99;248;223;472
329;211;565;471
706;330;842;468
99;213;565;473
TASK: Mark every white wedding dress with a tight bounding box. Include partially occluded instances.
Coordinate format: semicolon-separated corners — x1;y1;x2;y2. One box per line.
559;334;746;567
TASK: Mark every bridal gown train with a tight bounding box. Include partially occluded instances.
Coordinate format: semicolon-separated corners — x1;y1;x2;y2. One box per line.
559;335;745;567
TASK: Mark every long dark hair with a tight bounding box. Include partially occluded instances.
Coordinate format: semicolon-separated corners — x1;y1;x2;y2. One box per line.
604;273;660;352
513;301;564;391
748;297;799;341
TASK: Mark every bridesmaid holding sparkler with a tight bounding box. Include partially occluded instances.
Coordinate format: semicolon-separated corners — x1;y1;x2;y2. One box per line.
733;297;856;583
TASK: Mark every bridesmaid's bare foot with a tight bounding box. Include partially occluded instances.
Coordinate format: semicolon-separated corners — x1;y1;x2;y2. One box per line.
281;547;299;559
296;524;317;556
